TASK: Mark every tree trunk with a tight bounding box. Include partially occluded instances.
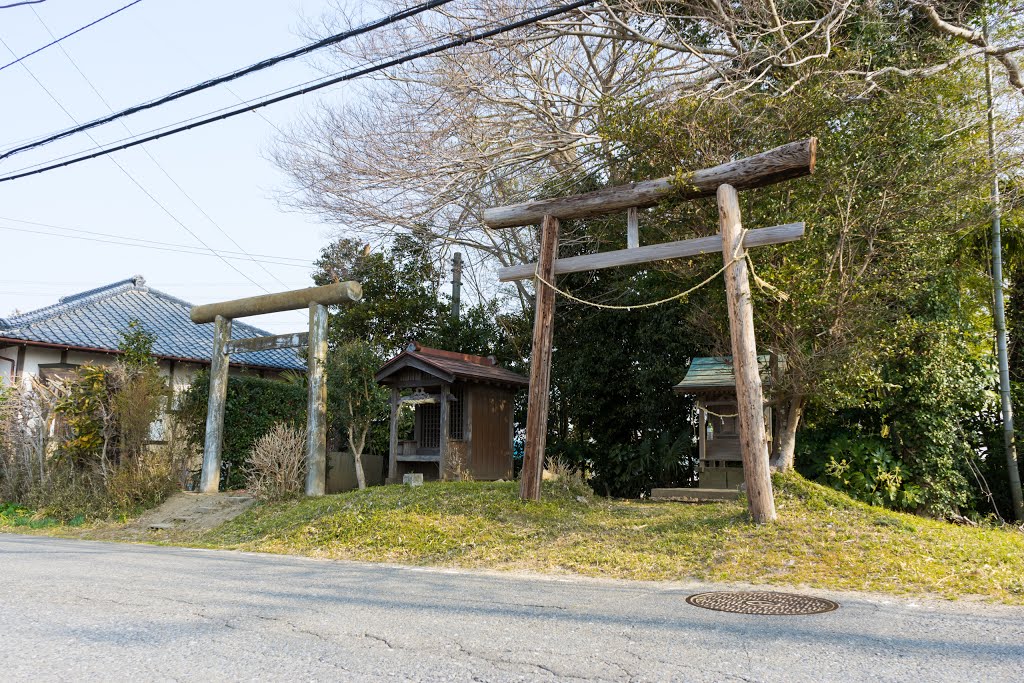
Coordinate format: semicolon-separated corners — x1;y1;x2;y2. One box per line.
349;426;367;490
775;397;803;472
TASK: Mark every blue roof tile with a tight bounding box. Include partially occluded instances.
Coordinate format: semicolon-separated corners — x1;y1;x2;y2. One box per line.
0;276;304;371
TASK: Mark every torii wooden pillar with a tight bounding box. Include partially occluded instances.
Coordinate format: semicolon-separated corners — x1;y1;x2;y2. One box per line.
190;282;362;496
484;139;817;523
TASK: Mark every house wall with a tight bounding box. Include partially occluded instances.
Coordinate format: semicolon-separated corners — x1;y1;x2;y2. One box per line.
469;385;515;480
0;344;295;440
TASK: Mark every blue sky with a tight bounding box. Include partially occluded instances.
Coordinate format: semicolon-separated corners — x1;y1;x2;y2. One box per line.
0;0;352;334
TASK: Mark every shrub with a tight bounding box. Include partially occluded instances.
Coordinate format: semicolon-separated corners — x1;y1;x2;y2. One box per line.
245;423;307;500
177;372;307;489
808;434;924;511
550;430;695;498
1;376;186;521
0;321;184;520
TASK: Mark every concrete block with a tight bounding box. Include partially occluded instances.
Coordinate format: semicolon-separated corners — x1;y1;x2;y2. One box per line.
403;473;424;487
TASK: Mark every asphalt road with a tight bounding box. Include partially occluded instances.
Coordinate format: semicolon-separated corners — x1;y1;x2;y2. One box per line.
1;535;1021;682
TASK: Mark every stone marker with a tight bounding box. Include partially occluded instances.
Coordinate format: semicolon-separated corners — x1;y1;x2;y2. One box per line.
403;473;424;487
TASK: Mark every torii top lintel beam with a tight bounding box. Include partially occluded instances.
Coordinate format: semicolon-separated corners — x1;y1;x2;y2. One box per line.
190;281;362;324
483;138;816;229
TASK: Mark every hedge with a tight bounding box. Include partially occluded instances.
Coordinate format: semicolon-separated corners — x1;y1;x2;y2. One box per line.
177;371;307;489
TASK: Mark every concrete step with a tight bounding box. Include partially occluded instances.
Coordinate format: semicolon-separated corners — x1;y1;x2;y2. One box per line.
650;488;740;502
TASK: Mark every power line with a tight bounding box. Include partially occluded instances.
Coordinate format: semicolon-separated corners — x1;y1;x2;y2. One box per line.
1;18;479;176
0;279;310;286
0;0;143;73
0;215;310;261
0;37;277;293
0;0;595;183
0;1;45;8
29;7;291;291
0;223;313;267
0;0;456;160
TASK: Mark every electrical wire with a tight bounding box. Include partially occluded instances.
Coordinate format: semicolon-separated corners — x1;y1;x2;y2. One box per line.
0;0;456;160
29;7;291;290
0;223;312;267
0;1;45;8
0;0;596;182
0;215;310;261
0;37;277;293
0;0;143;73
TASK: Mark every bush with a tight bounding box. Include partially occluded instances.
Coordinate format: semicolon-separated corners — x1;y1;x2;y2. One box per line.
0;321;188;520
550;430;695;498
801;434;924;511
177;371;307;489
1;375;188;521
798;317;993;517
245;423;307;500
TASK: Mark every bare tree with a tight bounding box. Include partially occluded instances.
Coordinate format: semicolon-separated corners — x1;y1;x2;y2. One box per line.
275;1;1023;303
275;1;690;309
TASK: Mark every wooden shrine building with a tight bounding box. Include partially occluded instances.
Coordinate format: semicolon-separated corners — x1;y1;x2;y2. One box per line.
673;355;784;491
375;342;528;483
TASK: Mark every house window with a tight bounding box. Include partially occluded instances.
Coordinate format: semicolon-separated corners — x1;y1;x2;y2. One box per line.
37;363;80;384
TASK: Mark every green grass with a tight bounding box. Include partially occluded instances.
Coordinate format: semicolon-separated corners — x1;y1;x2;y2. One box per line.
192;473;1024;603
5;473;1024;603
0;502;77;529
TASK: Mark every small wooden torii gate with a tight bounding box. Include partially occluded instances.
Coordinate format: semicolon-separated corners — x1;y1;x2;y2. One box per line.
484;139;817;523
190;282;362;496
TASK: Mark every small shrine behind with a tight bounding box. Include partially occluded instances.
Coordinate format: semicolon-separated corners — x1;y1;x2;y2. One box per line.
375;342;528;482
673;355;783;491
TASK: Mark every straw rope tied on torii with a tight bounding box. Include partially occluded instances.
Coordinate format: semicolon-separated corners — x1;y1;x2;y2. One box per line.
485;138;818;524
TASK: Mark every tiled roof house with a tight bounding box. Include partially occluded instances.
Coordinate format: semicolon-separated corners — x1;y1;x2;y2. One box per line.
0;276;304;389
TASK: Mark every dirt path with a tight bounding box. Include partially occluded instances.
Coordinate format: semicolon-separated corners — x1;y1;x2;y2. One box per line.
126;491;254;536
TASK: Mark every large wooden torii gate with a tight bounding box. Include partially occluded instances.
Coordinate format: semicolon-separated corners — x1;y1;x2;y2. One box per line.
484;139;817;523
190;282;362;496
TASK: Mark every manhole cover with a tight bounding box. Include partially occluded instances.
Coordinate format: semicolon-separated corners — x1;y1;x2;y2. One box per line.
686;591;839;615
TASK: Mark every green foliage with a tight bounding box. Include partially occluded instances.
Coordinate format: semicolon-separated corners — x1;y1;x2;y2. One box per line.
55;365;108;466
554;431;693;499
313;234;446;357
119;319;157;369
55;321;169;469
327;341;389;460
799;313;996;517
805;434;924;510
178;372;307;489
545;261;705;496
313;235;513;360
426;300;504;358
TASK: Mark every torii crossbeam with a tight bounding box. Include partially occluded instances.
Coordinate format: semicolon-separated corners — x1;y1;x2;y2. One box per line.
484;139;817;523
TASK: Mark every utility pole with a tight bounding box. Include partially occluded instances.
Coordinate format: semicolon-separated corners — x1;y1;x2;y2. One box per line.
984;17;1024;522
452;252;463;322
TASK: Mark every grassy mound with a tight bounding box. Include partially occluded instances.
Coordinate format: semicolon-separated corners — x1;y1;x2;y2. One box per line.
196;473;1024;603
